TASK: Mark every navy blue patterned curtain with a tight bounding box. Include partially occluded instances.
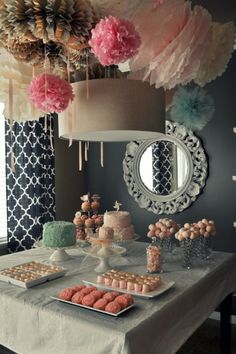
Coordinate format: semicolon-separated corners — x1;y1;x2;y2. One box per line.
5;117;55;252
152;141;173;195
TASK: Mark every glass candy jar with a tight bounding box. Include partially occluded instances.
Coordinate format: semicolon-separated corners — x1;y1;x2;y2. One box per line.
146;237;162;273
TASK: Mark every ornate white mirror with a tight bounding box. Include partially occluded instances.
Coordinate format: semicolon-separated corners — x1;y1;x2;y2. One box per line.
123;120;208;214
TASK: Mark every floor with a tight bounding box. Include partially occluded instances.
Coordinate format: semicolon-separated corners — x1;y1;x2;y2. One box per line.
0;319;236;354
177;319;236;354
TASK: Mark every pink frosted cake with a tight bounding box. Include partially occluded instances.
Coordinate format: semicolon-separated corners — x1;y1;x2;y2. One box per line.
103;211;135;240
98;226;114;240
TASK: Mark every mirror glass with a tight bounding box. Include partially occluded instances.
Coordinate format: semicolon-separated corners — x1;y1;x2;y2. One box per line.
123;120;208;214
139;141;188;195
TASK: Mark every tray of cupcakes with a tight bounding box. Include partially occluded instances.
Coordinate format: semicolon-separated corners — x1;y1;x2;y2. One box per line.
51;284;134;317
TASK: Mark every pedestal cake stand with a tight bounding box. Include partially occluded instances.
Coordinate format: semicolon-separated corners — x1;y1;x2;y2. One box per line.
113;234;140;255
35;241;81;262
82;244;126;273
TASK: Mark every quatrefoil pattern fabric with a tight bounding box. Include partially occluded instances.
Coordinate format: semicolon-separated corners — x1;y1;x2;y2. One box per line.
152;141;173;195
5;117;55;253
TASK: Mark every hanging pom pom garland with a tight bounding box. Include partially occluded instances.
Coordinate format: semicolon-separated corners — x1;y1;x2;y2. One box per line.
129;0;212;89
89;16;141;66
129;0;192;74
194;22;235;87
28;73;74;113
0;0;98;73
0;48;42;122
170;86;215;131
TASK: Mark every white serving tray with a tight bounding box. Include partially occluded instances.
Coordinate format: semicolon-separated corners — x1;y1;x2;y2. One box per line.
51;296;134;317
83;279;175;299
0;262;67;288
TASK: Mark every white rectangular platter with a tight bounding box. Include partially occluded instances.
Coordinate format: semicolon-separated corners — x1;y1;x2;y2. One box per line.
83;279;175;299
51;296;134;317
0;262;67;288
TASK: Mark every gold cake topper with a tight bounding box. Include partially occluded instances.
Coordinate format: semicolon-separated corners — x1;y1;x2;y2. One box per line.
113;200;122;212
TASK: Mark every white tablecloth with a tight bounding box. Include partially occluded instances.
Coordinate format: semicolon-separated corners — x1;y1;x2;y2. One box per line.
0;243;235;354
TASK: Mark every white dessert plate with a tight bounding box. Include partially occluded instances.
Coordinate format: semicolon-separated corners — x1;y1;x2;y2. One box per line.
51;296;134;317
83;279;175;299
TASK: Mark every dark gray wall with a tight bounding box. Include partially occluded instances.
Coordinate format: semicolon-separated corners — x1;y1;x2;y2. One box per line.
84;51;236;253
54;0;236;252
54;118;85;221
192;0;236;23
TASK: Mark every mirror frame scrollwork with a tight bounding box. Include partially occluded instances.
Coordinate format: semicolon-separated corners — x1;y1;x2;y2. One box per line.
123;120;208;214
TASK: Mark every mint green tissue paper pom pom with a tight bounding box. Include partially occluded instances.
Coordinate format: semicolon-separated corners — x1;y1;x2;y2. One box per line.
170;86;215;131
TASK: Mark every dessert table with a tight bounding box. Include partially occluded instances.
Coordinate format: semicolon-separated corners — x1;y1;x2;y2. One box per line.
0;242;235;354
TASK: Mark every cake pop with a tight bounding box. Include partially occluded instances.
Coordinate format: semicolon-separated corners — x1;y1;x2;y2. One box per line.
81;201;91;212
91;194;101;211
147;218;180;239
196;219;216;237
84;218;95;228
73;193;104;241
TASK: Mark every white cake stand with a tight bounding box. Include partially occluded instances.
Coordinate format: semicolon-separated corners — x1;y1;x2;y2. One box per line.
35;241;81;262
81;244;126;273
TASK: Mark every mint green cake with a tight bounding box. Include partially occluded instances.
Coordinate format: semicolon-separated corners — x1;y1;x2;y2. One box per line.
42;221;76;248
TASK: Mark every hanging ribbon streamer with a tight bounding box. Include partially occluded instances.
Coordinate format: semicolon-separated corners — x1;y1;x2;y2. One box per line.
10;146;16;173
8;55;16;173
79;141;83;171
84;141;89;161
44;44;48;133
100;142;104;168
32;65;35;79
49;115;53;150
44;114;48;132
67;101;73;147
9;77;16;173
31;65;37;119
8;74;13;123
86;53;89;100
66;54;73;147
66;55;71;98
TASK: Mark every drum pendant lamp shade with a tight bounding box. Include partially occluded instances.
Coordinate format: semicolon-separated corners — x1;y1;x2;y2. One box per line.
58;79;165;142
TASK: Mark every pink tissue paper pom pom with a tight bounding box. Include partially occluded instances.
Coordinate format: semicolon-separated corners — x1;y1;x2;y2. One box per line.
89;16;141;66
129;0;212;89
28;73;74;114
